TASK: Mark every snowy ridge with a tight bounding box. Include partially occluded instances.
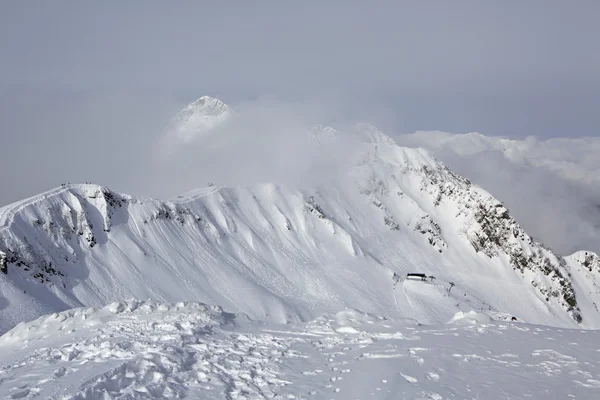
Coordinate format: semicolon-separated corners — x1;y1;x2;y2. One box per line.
1;141;598;333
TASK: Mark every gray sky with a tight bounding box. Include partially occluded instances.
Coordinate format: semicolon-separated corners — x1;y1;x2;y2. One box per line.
1;1;599;206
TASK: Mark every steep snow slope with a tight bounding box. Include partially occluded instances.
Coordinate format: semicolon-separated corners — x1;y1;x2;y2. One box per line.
1;122;597;334
1;300;599;399
565;251;600;320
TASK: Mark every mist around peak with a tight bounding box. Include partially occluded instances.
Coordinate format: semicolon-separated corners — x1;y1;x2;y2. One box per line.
153;96;401;196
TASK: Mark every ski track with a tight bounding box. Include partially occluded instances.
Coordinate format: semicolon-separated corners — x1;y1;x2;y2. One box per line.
1;303;599;399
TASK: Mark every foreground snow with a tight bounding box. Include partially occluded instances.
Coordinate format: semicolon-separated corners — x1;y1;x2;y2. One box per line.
1;300;599;399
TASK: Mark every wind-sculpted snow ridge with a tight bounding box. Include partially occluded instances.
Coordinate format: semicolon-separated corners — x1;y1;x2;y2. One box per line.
1;302;599;399
1;97;600;334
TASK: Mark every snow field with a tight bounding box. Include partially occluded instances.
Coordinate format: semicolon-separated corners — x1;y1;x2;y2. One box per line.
1;302;599;399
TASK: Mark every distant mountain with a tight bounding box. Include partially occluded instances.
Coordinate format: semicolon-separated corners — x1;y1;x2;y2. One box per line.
1;98;599;335
160;96;232;154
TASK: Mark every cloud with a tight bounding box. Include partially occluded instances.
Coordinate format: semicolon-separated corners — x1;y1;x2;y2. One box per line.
0;90;365;207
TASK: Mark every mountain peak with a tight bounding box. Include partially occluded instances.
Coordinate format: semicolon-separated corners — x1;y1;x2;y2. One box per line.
308;123;397;147
352;122;397;146
185;96;230;116
165;95;232;144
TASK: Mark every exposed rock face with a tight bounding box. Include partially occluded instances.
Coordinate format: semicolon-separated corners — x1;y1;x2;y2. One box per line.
575;251;600;272
0;251;6;274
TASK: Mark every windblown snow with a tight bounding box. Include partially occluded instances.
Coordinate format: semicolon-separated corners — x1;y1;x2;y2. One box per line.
1;96;599;399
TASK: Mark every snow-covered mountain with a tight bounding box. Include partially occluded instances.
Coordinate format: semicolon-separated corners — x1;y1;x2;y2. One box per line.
1;97;599;338
160;96;232;155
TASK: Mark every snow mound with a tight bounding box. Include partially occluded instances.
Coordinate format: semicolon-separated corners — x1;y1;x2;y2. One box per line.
0;299;242;346
331;309;388;326
447;310;494;325
306;309;419;335
306;309;386;334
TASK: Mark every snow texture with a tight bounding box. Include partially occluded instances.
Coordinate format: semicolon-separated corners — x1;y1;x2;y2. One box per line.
1;300;599;399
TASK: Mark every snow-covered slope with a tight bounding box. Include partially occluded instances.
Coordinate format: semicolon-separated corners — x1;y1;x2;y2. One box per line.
1;107;598;335
565;251;600;319
1;300;599;399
